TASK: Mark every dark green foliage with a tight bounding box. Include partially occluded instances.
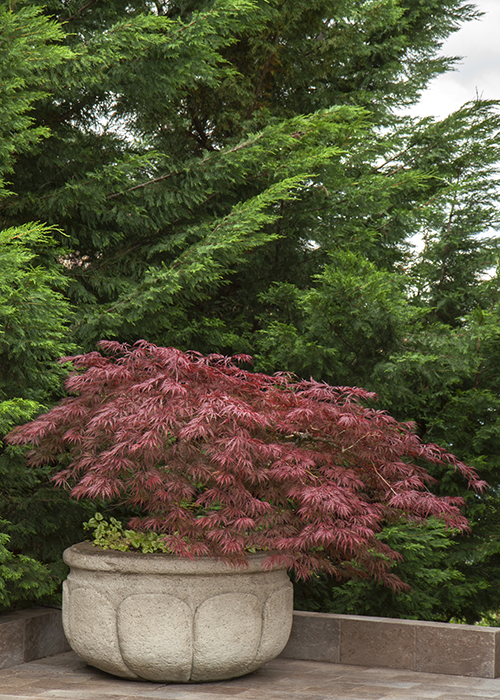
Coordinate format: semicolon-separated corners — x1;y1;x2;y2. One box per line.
293;520;485;621
0;4;92;609
0;225;92;607
0;525;57;613
255;100;500;622
0;3;70;193
2;0;500;619
0;224;73;414
0;0;481;353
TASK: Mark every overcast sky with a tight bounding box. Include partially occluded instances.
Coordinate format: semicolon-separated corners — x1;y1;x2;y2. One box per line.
411;0;500;119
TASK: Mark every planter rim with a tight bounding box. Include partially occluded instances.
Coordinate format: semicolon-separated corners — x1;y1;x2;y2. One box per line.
63;541;284;575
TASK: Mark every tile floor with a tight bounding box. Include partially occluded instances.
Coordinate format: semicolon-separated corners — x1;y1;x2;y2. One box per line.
2;652;500;700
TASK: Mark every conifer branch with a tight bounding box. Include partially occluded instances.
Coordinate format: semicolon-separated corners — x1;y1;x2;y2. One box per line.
62;0;98;24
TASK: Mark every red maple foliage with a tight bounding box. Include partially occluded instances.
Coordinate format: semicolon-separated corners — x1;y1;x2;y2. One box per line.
7;340;486;586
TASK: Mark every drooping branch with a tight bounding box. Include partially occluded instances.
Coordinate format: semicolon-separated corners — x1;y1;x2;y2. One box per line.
6;342;486;583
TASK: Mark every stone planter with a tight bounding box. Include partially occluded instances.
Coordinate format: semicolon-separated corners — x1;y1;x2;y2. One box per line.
62;542;293;682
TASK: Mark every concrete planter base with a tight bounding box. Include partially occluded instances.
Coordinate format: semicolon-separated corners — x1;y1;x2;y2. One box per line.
62;543;293;682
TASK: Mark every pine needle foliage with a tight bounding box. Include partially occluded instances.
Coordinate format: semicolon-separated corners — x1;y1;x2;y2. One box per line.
7;341;485;585
0;3;71;194
0;0;481;353
0;526;57;613
0;4;93;610
2;0;500;619
0;224;92;607
293;518;486;621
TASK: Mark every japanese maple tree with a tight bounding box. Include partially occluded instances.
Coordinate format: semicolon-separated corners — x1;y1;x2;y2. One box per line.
7;341;486;586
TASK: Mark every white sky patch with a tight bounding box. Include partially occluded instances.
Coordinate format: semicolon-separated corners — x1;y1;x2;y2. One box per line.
410;0;500;120
404;0;500;265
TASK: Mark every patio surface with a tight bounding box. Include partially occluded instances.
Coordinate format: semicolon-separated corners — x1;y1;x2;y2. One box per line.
2;652;500;700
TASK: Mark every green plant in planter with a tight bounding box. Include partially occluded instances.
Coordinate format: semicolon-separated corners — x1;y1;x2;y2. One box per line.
83;513;170;553
7;340;485;587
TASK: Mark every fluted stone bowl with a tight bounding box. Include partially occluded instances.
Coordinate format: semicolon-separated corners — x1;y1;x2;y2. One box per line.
62;542;293;682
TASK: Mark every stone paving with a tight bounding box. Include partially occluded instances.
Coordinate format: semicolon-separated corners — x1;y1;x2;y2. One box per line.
2;652;500;700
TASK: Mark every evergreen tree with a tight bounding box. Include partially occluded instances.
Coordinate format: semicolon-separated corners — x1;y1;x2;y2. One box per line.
0;5;90;610
1;0;480;353
293;519;484;622
2;0;500;619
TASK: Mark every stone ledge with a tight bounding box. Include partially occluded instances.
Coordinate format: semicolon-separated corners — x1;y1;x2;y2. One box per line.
3;607;500;679
0;607;70;670
280;611;500;678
